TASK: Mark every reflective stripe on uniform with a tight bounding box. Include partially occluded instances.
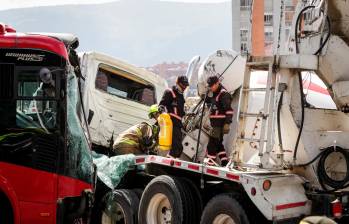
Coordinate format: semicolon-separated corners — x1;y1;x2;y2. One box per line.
217;151;227;157
207;154;216;159
209;115;226;118
210;88;229;119
169;88;182;119
168;88;176;98
170;113;182;120
225;110;234;115
206;160;216;166
135;128;142;136
119;139;139;146
215;89;227;101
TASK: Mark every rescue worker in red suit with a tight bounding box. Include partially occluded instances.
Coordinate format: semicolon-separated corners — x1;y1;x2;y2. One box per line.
159;76;189;158
206;76;233;166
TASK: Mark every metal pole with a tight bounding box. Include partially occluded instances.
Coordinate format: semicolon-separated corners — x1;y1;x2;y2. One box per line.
193;91;208;162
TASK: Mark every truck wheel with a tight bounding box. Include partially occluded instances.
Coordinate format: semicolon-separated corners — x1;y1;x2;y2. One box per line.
200;194;250;224
101;189;139;224
176;178;194;224
138;175;188;224
0;192;14;224
180;178;203;223
132;188;143;200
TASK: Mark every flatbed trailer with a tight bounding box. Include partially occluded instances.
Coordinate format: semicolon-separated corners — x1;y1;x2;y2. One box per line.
93;154;310;224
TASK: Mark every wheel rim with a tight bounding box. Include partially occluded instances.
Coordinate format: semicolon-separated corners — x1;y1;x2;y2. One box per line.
146;193;172;224
101;202;126;224
213;214;236;224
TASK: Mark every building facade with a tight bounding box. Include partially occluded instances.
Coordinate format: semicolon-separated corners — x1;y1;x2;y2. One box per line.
232;0;297;56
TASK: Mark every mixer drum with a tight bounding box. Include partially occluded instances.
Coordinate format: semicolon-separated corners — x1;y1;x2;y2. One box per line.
197;49;246;96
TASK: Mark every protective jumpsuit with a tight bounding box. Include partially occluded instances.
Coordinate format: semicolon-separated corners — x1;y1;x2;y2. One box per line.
159;86;185;158
207;85;233;166
112;122;155;155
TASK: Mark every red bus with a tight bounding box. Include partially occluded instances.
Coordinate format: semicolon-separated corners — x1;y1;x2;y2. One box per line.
0;24;94;224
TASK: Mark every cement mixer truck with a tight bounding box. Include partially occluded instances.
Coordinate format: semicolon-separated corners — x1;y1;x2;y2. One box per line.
93;0;349;223
2;0;349;223
89;1;349;223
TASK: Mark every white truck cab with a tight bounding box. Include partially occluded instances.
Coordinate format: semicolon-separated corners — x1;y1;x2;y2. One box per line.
79;52;167;149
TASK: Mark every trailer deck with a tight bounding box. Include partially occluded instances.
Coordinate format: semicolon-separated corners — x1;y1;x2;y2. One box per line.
134;155;311;221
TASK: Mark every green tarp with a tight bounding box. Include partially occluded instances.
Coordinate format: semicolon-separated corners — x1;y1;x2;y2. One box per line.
92;152;137;189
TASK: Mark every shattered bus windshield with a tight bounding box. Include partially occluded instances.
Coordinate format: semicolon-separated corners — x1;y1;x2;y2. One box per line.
0;48;92;184
0;66;60;132
0;49;66;173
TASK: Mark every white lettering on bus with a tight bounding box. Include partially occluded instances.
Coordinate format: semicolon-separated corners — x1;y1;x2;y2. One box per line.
5;53;45;62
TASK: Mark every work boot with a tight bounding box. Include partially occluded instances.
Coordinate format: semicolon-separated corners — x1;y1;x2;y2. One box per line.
220;159;228;167
203;158;218;166
217;151;228;166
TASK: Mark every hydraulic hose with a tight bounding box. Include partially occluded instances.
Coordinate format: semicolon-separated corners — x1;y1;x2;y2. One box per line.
294;5;331;55
295;5;315;54
313;15;331;55
293;6;315;161
277;91;284;153
295;146;349;192
293;72;305;161
294;149;326;167
317;147;349;191
293;6;331;161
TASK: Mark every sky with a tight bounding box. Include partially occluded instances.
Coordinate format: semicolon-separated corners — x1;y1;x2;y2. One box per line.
0;0;229;11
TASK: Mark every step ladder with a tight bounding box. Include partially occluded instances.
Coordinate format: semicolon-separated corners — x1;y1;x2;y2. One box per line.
234;56;279;167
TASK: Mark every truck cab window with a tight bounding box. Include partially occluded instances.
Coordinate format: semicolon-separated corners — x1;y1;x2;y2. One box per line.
95;66;156;106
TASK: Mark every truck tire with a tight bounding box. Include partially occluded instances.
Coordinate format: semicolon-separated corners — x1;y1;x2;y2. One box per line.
138;175;190;224
0;192;14;224
101;189;139;224
176;177;194;224
180;178;203;223
131;188;143;200
200;194;250;224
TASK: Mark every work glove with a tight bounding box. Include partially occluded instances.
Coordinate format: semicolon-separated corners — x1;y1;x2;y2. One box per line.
223;124;230;134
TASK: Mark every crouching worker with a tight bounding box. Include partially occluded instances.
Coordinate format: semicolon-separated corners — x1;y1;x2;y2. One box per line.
112;122;158;155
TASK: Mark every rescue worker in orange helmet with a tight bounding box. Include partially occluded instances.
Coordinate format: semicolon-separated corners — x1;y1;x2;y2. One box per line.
159;75;189;158
205;76;233;166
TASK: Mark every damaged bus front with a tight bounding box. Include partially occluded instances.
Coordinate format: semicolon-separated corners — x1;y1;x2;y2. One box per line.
0;25;94;224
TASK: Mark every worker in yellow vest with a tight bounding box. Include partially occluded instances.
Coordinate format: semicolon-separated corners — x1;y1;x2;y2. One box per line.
112;105;160;155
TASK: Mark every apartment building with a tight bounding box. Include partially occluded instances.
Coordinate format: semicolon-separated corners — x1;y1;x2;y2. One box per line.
232;0;297;56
